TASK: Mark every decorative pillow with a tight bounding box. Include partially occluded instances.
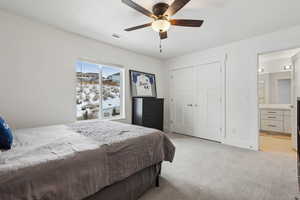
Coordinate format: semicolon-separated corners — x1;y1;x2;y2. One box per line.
0;116;13;150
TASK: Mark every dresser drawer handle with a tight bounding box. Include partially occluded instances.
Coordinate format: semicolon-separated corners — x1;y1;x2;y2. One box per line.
267;117;276;119
267;112;277;114
268;125;277;127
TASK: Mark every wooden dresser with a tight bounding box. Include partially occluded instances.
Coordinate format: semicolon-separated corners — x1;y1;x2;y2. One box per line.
132;98;164;131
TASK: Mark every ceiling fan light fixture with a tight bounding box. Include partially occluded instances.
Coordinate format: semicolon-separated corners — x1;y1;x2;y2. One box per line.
151;19;171;32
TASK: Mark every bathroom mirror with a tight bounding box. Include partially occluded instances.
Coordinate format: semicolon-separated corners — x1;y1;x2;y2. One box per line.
277;79;291;104
258;71;292;105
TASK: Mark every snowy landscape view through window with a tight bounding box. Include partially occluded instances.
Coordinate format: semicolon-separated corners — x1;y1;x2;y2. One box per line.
76;61;123;120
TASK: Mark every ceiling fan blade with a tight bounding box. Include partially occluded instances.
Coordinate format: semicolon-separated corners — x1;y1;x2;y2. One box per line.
164;0;191;17
124;23;152;31
170;19;204;27
122;0;155;18
160;31;168;40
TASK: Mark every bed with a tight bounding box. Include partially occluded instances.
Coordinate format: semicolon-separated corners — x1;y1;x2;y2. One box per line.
0;120;175;200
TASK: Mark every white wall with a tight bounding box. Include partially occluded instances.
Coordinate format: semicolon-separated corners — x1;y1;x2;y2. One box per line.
165;25;300;150
2;9;300;151
0;10;167;129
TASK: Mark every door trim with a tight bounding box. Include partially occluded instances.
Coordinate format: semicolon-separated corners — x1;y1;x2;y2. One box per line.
257;50;299;152
169;54;227;143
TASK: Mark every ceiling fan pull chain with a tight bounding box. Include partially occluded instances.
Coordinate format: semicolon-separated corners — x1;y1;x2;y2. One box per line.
160;39;162;53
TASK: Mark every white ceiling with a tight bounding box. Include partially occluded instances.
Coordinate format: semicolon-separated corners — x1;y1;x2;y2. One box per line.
1;0;300;59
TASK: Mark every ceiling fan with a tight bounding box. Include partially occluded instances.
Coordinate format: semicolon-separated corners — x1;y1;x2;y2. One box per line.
122;0;204;40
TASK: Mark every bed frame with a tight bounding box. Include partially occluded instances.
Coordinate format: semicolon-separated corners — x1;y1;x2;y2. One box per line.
84;162;162;200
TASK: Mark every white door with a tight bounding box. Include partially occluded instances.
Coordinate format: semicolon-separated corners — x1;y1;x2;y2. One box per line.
193;62;223;141
170;67;195;135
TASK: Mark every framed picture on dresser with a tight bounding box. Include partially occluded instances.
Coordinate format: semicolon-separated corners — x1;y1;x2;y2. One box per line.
129;70;157;97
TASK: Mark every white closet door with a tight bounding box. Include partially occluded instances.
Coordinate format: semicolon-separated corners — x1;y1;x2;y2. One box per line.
170;67;195;135
193;62;223;141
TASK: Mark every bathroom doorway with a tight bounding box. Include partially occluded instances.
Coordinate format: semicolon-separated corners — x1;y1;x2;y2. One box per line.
257;48;300;157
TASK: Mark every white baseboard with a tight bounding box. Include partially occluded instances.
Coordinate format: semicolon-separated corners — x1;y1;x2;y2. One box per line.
222;138;258;151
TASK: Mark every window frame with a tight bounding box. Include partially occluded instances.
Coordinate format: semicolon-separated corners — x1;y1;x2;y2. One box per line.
76;59;125;121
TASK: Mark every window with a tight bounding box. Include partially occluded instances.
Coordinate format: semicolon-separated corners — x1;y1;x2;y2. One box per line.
101;66;122;119
76;61;124;120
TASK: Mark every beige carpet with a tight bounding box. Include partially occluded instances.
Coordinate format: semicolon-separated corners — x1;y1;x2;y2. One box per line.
140;133;298;200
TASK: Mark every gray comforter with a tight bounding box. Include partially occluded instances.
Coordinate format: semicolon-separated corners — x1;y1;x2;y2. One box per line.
0;120;175;200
